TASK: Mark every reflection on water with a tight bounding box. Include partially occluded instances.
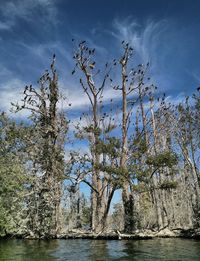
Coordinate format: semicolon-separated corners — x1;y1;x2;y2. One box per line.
0;239;57;261
0;238;200;261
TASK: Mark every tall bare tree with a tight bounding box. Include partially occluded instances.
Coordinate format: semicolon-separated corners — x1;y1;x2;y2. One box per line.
13;56;68;237
71;41;121;232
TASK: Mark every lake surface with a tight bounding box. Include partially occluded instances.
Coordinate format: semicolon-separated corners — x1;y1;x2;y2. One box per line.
0;238;200;261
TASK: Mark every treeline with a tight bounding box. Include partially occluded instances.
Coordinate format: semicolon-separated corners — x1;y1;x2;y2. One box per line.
0;41;199;238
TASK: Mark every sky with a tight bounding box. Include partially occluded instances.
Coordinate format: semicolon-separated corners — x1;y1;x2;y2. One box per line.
0;0;200;202
0;0;200;116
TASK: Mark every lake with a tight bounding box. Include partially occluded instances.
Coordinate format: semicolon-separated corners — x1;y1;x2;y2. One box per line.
0;238;200;260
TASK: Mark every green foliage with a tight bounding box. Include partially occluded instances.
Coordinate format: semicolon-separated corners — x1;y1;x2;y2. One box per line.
81;205;91;227
159;180;178;190
0;161;27;236
0;113;29;236
132;183;147;193
131;137;148;158
112;203;124;230
146;151;178;168
0;42;198;236
84;125;101;136
95;137;120;158
104;123;117;134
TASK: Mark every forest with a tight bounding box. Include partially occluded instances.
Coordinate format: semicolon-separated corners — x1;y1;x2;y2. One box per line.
0;41;199;239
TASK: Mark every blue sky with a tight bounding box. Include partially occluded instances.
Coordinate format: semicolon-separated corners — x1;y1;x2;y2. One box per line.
0;0;199;204
0;0;200;115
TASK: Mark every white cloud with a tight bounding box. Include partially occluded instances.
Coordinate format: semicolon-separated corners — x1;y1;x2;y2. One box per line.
0;79;23;110
0;21;12;30
110;18;184;93
0;0;58;31
112;18;168;65
190;71;200;84
0;16;186;121
0;78;31;118
165;93;186;105
62;86;122;111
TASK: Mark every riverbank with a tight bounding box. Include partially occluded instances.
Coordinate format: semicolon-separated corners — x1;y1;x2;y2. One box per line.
4;228;197;240
55;228;200;240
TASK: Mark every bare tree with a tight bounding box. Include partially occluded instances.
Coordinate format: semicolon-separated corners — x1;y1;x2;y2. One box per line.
71;41;119;232
13;56;68;237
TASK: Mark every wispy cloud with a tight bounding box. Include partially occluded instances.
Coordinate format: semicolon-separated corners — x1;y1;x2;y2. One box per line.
0;21;12;30
0;0;58;31
112;18;168;65
63;87;122;111
110;18;189;94
189;71;200;84
0;78;31;117
0;12;196;121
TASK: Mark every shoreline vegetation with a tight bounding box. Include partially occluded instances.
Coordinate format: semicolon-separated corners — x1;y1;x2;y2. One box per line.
0;41;199;240
1;228;200;240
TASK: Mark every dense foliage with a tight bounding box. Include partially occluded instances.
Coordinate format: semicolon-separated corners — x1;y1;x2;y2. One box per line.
0;42;199;237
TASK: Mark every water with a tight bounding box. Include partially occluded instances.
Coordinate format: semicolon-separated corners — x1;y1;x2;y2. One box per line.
0;238;200;261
